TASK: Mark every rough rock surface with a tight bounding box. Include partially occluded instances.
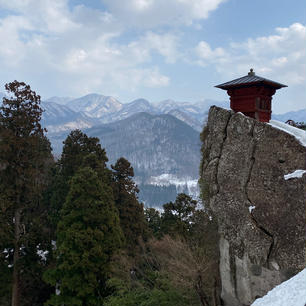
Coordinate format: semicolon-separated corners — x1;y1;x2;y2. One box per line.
200;106;306;306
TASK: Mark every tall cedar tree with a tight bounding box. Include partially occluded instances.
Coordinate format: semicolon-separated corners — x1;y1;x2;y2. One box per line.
111;158;145;252
0;81;53;306
44;167;122;306
49;130;109;231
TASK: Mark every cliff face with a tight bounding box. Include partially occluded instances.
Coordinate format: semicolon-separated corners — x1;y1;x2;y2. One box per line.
200;106;306;306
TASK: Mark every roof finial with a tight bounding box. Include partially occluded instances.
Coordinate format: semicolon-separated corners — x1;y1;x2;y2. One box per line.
248;68;255;76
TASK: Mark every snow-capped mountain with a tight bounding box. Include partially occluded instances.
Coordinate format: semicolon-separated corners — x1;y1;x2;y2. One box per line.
154;98;228;126
167;109;202;132
120;98;154;114
155;99;189;113
67;93;123;118
42;93;224;129
41;101;98;133
101;98;156;123
45;96;73;105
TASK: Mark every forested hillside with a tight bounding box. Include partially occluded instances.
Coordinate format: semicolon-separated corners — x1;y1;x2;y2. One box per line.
48;112;201;207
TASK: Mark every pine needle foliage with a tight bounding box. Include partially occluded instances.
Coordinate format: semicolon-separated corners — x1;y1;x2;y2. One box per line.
44;167;122;306
111;158;146;252
0;81;53;306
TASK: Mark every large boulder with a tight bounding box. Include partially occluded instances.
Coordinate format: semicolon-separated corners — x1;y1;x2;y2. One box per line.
200;106;306;306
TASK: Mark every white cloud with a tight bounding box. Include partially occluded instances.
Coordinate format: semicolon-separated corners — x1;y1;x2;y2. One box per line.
215;23;306;86
0;15;32;64
0;0;174;97
142;68;170;87
195;23;306;85
0;0;78;33
194;23;306;112
1;0;302;114
195;41;225;64
129;31;181;63
101;0;227;27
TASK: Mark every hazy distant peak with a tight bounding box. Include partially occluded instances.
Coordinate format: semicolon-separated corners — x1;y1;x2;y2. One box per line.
45;96;74;105
128;98;151;106
66;93;123;117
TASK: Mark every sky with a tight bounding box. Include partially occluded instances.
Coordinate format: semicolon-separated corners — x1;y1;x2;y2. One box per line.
0;0;305;114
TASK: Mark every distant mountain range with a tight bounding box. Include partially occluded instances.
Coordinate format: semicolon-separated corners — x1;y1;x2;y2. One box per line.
1;92;304;206
2;92;302;135
86;112;201;178
41;93;217;206
272;109;306;123
42;93;305;134
47;111;201;207
42;93;231;134
48;111;200;175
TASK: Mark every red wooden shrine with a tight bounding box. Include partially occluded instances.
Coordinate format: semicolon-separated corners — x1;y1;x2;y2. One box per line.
215;69;287;122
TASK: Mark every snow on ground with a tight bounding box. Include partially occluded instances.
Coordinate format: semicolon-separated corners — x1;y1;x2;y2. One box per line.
147;173;199;195
269;120;306;147
148;173;197;188
284;169;306;180
145;173;200;200
251;268;306;306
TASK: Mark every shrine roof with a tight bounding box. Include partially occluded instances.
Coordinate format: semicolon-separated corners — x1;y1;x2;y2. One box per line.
215;69;287;90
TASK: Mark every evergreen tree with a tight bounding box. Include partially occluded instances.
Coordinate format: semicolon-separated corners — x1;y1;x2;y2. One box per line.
60;129;108;178
49;130;110;231
44;167;122;306
161;193;197;237
0;81;53;306
111;158;145;251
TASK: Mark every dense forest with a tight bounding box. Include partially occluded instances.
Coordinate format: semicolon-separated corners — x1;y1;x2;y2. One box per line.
0;81;220;306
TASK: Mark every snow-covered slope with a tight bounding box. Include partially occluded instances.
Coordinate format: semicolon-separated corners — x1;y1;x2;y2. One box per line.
167;109;202;131
155;98;226;126
252;269;306;306
155;99;185;113
103;98;156;123
41;101;98;133
45;96;73;105
269;120;306;147
67;94;123;118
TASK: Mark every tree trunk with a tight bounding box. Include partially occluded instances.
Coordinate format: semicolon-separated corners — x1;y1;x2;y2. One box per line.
195;274;210;306
12;207;21;306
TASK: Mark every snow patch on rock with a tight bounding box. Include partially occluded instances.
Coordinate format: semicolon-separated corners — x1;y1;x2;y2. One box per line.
284;169;306;180
252;268;306;306
269;120;306;147
248;205;256;213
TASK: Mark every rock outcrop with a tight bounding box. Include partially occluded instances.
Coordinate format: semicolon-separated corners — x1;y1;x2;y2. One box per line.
200;106;306;306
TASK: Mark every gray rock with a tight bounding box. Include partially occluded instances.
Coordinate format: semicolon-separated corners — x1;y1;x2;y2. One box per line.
200;106;306;306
